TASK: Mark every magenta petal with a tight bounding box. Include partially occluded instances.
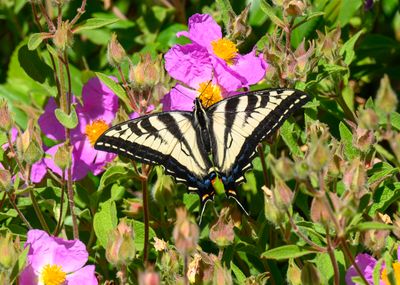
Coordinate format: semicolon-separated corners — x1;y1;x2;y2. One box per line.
129;105;155;120
91;151;116;176
19;264;37;285
230;51;267;86
52;238;88;273
39;97;66;141
161;85;197;111
345;253;376;285
82;77;119;121
186;14;222;51
66;265;98;285
164;44;213;87
30;160;47;183
212;57;245;92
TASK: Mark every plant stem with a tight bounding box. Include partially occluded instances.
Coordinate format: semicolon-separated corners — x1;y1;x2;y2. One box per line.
141;167;150;265
340;238;369;285
70;0;87;26
257;144;269;187
53;174;65;236
326;227;340;285
29;189;50;232
7;192;32;229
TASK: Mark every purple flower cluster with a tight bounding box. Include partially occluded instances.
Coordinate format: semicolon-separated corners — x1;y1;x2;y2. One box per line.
162;13;267;111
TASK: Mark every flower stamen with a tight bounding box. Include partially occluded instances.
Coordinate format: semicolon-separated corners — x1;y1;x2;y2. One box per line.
211;38;238;65
85;119;109;146
382;262;400;285
40;264;66;285
197;82;223;108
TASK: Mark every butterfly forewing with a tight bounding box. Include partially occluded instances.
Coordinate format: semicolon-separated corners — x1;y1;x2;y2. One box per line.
208;89;309;181
95;112;212;186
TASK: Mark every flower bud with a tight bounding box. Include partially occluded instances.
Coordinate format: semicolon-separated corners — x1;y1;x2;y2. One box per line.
24;140;43;165
310;192;340;224
106;218;136;266
263;185;286;225
54;144;72;171
123;198;143;219
0;169;12;192
284;0;306;16
138;269;160;285
228;4;252;42
53;21;73;51
129;54;162;88
271;155;295;180
209;207;234;248
16;125;43;165
172;207;199;255
287;259;302;285
306;140;329;171
353;127;374;153
358;108;379;130
301;262;321;285
152;166;174;206
0;232;18;269
393;214;400;239
107;33;126;67
0;99;12;132
375;74;398;114
362;224;390;254
213;263;232;285
343;158;367;198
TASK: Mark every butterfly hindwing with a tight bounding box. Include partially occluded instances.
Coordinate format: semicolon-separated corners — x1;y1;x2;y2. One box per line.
208;89;309;187
95;112;212;188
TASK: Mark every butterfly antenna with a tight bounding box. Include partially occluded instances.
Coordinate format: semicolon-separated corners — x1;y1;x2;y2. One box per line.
228;195;249;216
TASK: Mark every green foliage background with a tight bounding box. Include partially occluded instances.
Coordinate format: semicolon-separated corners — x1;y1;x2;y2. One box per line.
0;0;400;284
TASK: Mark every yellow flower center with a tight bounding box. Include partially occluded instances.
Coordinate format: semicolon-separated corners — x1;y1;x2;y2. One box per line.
211;38;238;65
382;262;400;285
85;119;109;146
197;82;223;108
40;264;66;285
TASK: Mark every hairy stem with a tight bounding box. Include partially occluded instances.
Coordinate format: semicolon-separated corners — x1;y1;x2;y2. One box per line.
7;192;32;230
341;239;369;285
141;166;150;265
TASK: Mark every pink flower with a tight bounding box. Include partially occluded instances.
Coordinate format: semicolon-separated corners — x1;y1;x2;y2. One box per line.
39;77;118;180
19;229;97;285
163;13;267;111
346;247;400;285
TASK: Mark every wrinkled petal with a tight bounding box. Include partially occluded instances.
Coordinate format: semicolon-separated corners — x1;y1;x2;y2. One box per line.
230;51;267;86
165;44;213;87
345;253;377;285
90;151;116;176
51;237;89;273
19;264;37;285
30;160;47;183
162;85;197;111
211;57;246;92
81;77;119;121
38;97;66;141
185;13;222;51
66;265;98;285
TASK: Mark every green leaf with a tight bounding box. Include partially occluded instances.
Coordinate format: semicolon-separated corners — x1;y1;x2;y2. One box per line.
230;261;246;283
369;182;400;215
368;162;398;186
98;164;130;192
215;0;234;30
95;72;131;107
262;245;316;260
9;246;29;284
93;200;118;248
17;44;54;84
338;0;362;27
340;29;365;65
350;221;394;232
73;17;119;33
260;0;285;28
28;32;52;50
339;122;359;159
391;112;400;131
54;106;78;129
132;220;156;252
280;121;303;157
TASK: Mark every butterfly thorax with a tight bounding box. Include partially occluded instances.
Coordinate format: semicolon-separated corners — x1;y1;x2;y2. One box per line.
193;98;212;154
